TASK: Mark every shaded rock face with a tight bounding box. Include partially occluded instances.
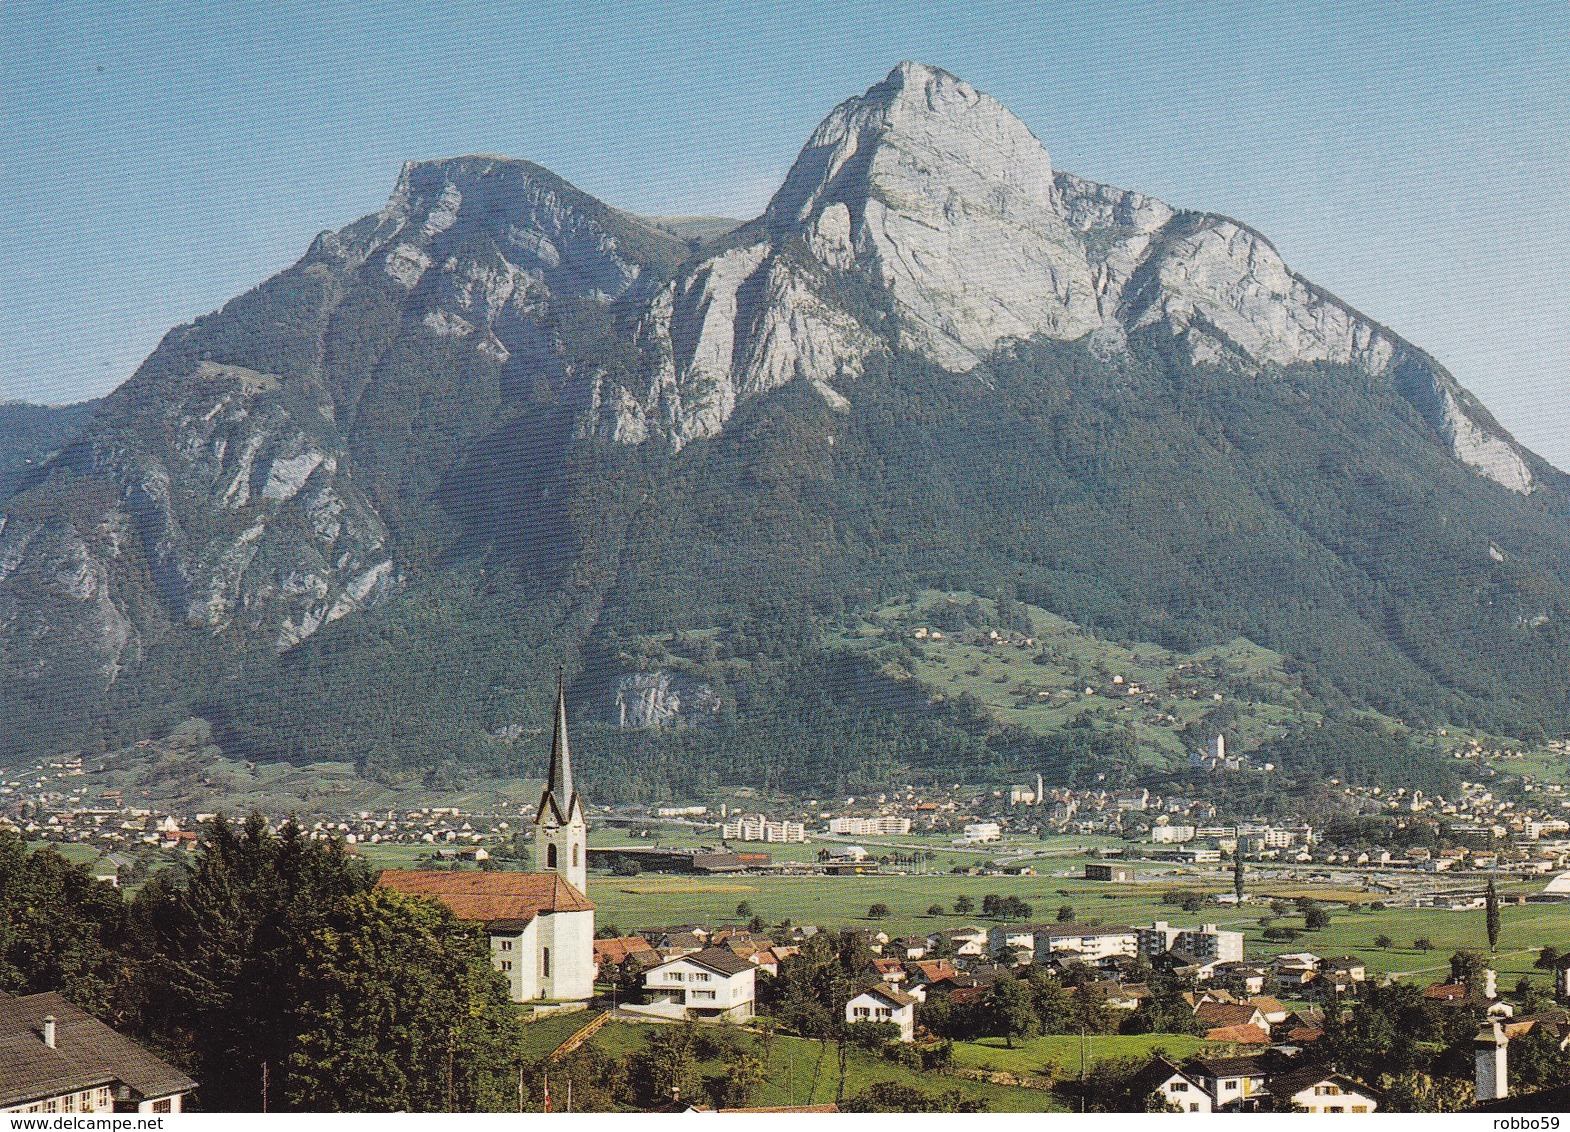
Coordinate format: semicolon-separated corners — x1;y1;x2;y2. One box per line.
0;507;138;692
612;669;723;730
579;243;879;449
0;156;686;697
49;361;396;655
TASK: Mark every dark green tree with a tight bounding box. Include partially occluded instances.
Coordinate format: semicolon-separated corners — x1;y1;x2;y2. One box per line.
130;814;374;1110
1485;879;1500;952
841;1081;985;1112
285;889;523;1111
979;972;1038;1048
0;831;129;1017
1510;1024;1570;1094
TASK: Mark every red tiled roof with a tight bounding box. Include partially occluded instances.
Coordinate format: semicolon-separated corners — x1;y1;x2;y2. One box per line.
1205;1023;1270;1044
594;936;657;965
1195;1002;1263;1028
377;869;593;927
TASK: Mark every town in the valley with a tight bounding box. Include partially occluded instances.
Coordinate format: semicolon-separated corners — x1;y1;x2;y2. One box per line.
7;676;1570;1114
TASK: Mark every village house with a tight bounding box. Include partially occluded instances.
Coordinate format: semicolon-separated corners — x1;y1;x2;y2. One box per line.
931;926;991;957
845;985;918;1042
1188;1055;1272;1112
640;946;757;1022
1263;1069;1380;1113
1272;953;1321;995
594;936;660;981
0;992;195;1114
1193;1001;1271;1042
1130;1058;1213;1113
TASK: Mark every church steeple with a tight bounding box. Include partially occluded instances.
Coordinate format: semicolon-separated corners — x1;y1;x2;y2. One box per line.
546;671;574;805
535;670;586;891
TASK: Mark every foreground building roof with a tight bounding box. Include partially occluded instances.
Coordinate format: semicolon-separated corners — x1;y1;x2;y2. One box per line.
0;991;196;1110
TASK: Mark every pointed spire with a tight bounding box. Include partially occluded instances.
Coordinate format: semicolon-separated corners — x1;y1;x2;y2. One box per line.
548;668;573;802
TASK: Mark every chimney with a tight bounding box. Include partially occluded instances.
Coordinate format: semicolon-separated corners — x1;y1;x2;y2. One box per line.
42;1015;56;1048
1475;1020;1509;1101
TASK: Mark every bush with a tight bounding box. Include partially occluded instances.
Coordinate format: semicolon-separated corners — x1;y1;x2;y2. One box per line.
868;902;890;918
1414;937;1435;951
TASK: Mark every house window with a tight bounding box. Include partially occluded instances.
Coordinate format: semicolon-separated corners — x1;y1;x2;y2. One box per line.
668;971;684;981
693;972;710;981
96;1088;112;1111
543;948;551;977
572;844;580;866
855;1007;870;1018
547;844;558;868
62;1094;77;1113
1352;1106;1368;1113
1223;1079;1236;1090
152;1099;173;1114
1327;1106;1344;1113
501;960;513;972
1189;1104;1200;1113
499;940;513;951
693;990;716;1000
1170;1082;1188;1092
44;1100;59;1113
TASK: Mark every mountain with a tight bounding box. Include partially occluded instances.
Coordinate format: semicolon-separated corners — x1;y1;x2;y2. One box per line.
3;63;1567;795
0;399;100;499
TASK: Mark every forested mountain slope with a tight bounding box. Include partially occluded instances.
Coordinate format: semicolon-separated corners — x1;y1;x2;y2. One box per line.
0;399;99;498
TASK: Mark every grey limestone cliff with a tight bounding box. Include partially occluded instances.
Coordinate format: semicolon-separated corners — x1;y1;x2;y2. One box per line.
589;62;1536;494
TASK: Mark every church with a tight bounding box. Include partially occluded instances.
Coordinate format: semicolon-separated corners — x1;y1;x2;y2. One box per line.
378;676;596;1003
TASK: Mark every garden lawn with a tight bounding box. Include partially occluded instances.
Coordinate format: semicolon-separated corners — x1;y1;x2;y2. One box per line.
582;1022;1064;1111
954;1032;1214;1078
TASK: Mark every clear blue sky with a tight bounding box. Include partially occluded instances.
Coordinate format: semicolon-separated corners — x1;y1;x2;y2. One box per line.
4;0;1568;467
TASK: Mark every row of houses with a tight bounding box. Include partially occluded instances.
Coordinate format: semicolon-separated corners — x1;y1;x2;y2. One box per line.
1138;1054;1380;1113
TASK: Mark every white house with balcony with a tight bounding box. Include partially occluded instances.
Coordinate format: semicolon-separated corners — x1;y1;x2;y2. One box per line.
845;985;918;1042
639;947;756;1021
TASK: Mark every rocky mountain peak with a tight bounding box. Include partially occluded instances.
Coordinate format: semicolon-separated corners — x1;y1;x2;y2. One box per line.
758;62;1095;370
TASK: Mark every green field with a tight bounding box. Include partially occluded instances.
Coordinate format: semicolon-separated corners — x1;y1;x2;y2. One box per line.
583;869;1569;992
586;872;1199;937
953;1033;1214;1077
